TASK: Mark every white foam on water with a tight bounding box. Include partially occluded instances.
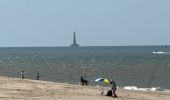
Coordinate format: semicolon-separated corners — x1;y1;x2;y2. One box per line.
123;86;138;91
123;86;166;92
163;89;170;93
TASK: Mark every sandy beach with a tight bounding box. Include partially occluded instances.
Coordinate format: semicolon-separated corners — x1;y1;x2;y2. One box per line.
0;76;170;100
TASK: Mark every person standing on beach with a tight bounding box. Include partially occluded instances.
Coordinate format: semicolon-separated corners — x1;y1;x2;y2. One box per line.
110;79;118;98
36;72;40;80
21;70;24;79
80;76;85;85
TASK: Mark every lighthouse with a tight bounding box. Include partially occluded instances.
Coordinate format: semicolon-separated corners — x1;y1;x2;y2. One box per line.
70;31;79;47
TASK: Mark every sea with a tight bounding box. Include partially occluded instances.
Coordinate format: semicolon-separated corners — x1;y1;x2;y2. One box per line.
0;46;170;91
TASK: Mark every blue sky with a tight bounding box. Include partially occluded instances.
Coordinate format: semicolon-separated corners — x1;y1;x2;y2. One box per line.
0;0;169;47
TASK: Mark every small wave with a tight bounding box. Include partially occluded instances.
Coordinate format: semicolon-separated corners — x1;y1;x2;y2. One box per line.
163;89;170;93
95;85;170;92
123;86;167;92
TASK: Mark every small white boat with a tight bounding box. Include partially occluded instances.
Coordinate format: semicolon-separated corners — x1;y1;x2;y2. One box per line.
152;51;165;54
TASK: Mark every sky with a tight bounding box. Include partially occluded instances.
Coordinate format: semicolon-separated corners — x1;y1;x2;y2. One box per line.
0;0;170;47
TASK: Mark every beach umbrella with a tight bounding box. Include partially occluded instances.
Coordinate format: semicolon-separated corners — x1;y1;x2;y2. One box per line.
103;79;110;84
95;78;104;82
95;78;110;95
95;78;110;84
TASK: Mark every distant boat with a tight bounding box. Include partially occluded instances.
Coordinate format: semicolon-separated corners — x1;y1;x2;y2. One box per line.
152;45;168;54
152;51;165;54
152;50;166;54
70;31;79;47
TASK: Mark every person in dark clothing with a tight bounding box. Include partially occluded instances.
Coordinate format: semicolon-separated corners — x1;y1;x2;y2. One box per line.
36;72;40;80
21;70;24;79
84;79;89;85
110;79;118;98
80;76;84;85
80;76;89;85
106;90;113;96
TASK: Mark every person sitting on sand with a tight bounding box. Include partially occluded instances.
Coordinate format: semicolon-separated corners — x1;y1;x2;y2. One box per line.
109;79;118;98
80;76;89;85
21;70;24;79
84;79;89;85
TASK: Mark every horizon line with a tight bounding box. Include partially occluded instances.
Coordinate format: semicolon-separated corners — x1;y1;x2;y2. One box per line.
0;44;168;48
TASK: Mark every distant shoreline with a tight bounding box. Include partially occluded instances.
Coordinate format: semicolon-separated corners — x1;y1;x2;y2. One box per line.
0;45;168;48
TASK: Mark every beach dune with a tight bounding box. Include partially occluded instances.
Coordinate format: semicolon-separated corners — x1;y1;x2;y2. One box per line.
0;76;170;100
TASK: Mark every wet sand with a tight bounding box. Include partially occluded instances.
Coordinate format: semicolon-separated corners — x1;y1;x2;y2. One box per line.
0;76;170;100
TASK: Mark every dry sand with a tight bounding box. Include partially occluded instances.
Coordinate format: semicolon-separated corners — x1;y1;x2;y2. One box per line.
0;76;170;100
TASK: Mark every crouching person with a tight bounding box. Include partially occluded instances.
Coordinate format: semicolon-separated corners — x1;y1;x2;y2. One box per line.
80;76;89;86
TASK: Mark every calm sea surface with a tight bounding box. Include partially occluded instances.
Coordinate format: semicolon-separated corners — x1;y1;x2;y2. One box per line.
0;46;170;89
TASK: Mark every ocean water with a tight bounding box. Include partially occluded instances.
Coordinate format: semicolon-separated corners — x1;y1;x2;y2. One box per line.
0;46;170;90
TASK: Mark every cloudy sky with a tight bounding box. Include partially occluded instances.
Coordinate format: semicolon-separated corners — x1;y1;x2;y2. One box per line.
0;0;169;47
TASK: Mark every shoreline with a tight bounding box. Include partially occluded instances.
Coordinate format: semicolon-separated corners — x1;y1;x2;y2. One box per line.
0;76;170;100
